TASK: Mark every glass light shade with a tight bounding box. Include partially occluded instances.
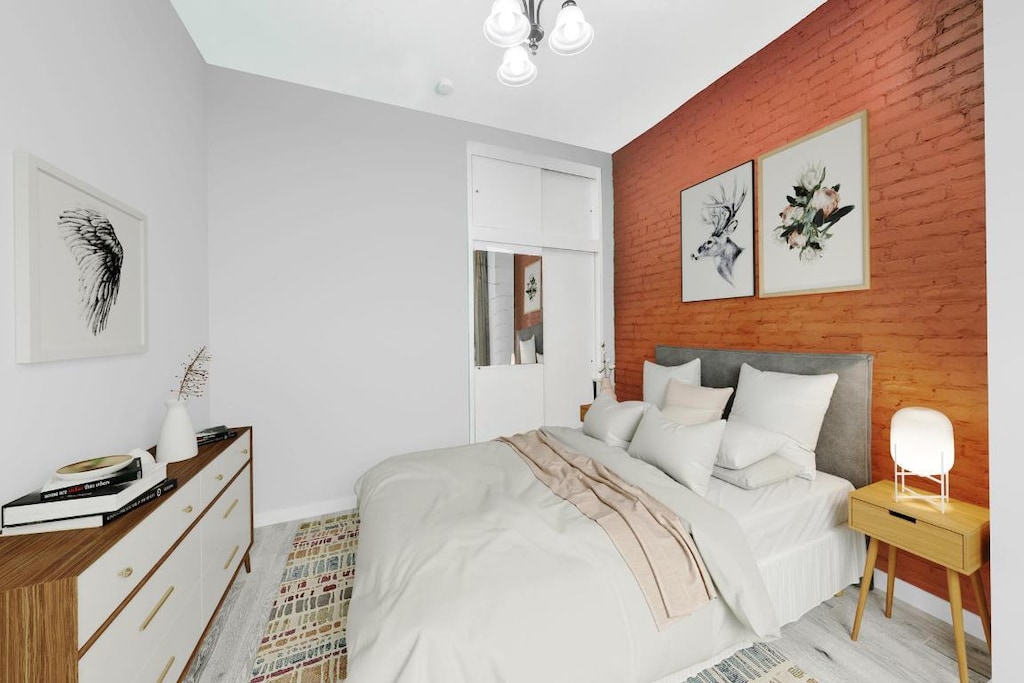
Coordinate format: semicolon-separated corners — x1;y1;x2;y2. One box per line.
548;1;594;56
890;406;955;476
484;0;530;48
497;46;537;87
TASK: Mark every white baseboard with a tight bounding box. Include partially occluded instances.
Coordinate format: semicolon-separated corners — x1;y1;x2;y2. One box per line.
254;495;357;528
872;569;985;641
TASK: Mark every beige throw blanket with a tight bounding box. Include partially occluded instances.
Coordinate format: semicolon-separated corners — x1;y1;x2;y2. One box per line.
499;430;716;629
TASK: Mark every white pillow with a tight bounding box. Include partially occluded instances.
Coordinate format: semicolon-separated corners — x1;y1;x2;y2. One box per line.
627;408;726;497
643;359;701;408
519;336;537;364
716;420;788;469
662;380;733;425
728;363;838;479
582;392;647;449
712;455;801;490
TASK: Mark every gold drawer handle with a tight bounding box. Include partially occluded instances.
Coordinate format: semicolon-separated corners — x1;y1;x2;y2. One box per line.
183;505;194;514
215;473;224;481
223;498;239;519
118;567;134;578
224;545;240;570
156;656;175;683
241;448;249;455
140;585;175;632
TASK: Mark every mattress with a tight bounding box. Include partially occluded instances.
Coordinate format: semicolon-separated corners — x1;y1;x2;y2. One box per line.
704;469;854;561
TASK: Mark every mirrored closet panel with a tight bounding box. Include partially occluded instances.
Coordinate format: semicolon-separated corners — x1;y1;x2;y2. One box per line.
473;250;543;368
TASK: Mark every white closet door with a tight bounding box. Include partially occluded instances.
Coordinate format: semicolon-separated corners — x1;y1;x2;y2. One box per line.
542;249;596;427
542;170;598;239
473;364;544;442
471;156;541;231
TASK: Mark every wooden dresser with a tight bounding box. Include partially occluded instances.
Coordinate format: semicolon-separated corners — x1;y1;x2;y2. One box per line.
0;428;254;683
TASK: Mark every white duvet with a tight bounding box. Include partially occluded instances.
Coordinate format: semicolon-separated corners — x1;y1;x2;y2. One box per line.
347;426;779;683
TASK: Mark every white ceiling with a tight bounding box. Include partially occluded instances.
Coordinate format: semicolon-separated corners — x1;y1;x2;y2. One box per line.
170;0;827;154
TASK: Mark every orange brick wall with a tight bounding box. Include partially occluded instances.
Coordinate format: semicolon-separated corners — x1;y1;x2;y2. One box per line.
612;0;986;609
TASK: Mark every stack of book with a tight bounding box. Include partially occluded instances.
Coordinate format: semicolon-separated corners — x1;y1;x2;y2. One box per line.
0;457;177;536
196;425;237;447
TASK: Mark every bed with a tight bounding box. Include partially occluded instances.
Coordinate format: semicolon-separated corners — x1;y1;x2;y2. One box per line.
347;347;873;683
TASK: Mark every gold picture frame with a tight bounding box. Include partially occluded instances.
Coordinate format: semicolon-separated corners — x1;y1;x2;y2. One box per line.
757;111;870;298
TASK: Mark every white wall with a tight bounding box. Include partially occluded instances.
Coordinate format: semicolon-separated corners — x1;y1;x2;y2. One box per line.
205;68;613;523
0;1;209;508
487;251;515;366
985;1;1023;680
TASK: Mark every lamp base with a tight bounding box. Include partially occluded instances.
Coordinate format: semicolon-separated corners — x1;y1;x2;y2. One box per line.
893;465;950;513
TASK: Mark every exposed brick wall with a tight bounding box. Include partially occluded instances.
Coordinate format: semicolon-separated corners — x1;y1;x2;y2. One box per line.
613;0;986;610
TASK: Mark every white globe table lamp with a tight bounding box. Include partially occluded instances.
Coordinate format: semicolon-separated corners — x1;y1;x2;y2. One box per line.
890;406;955;512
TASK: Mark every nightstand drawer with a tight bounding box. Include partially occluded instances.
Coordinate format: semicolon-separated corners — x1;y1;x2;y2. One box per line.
850;498;965;570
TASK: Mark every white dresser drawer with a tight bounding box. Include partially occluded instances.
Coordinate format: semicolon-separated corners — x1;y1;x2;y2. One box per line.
199;430;251;511
137;587;202;683
200;466;252;620
79;530;201;683
77;476;202;646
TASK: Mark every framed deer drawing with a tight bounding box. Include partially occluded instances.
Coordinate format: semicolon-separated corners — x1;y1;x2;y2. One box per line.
680;160;755;302
758;111;869;297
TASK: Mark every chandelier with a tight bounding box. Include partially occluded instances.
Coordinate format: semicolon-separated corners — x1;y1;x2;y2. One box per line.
483;0;595;87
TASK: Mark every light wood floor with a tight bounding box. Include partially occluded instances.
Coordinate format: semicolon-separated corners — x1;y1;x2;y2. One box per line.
185;517;992;683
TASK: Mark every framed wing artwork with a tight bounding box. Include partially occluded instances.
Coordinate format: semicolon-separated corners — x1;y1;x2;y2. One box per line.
680;161;755;302
14;152;148;363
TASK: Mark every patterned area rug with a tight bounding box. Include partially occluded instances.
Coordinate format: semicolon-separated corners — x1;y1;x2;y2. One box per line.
250;513;816;683
685;642;819;682
249;512;358;683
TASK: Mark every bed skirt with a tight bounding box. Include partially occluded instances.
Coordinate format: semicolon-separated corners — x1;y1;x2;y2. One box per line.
648;524;865;683
758;524;866;627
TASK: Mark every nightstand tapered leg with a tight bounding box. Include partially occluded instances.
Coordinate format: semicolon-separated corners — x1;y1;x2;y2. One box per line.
885;546;897;618
970;571;991;651
947;569;969;683
852;536;879;641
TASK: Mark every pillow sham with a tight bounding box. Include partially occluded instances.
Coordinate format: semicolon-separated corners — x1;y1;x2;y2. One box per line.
728;363;838;479
716;420;788;469
627;408;726;497
519;336;537;364
581;392;647;449
712;455;802;490
642;358;701;408
662;380;733;426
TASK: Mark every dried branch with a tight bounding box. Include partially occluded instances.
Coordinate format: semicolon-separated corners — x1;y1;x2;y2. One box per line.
174;345;211;401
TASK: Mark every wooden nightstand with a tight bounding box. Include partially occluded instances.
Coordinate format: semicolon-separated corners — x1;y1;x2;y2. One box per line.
580;403;591;422
848;480;990;683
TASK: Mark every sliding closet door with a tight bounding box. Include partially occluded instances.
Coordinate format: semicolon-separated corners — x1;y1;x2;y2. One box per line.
468;144;602;443
541;249;596;427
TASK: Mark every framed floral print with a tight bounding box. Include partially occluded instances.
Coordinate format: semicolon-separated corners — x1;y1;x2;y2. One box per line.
758;111;869;297
523;259;541;313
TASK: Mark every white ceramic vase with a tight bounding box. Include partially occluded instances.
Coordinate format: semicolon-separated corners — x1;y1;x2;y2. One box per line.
157;398;198;463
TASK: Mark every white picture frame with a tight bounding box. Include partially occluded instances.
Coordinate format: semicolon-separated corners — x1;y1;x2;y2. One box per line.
758;111;870;297
680;160;755;302
15;152;148;363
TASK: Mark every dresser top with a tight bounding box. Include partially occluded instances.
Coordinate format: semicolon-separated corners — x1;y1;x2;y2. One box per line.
0;428;251;591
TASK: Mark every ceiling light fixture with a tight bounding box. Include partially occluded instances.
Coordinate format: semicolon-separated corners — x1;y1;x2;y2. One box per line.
483;0;594;87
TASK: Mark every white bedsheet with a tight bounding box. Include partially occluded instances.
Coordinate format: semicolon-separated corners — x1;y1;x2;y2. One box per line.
704;469;854;561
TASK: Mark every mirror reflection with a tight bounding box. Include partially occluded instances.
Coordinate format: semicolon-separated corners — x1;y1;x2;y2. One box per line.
473;250;543;367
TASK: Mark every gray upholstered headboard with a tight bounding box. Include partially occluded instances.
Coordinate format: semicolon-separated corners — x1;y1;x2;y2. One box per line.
655;346;873;489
